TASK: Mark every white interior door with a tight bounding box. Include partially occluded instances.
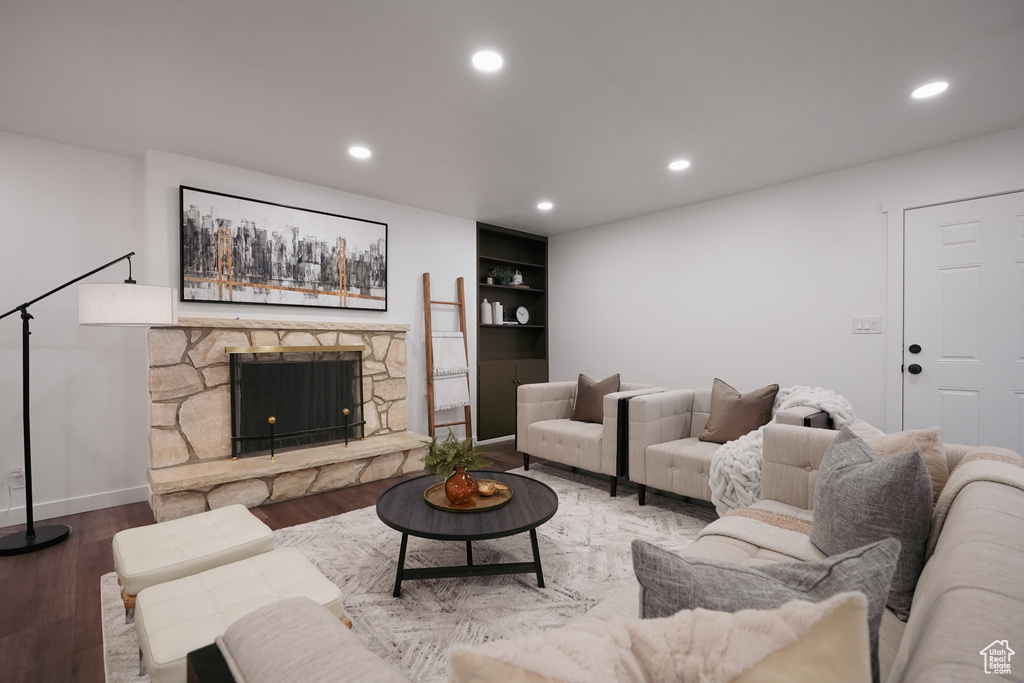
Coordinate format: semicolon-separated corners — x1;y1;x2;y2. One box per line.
903;191;1024;450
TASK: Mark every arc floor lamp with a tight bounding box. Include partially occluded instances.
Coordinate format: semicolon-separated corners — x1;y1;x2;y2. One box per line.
0;251;176;555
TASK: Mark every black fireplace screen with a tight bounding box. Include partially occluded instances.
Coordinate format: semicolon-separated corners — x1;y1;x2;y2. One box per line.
229;349;363;458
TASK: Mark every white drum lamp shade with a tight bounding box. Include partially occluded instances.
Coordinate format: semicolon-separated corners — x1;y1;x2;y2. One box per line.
79;283;178;326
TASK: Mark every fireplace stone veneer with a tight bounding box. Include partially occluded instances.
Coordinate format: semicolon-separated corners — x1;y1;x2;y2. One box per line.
146;317;427;521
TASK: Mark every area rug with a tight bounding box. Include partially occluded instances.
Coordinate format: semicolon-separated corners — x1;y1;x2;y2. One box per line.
101;466;717;682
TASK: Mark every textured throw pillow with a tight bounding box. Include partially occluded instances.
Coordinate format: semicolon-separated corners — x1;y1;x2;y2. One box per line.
810;427;932;622
869;427;947;502
216;597;408;683
631;538;898;683
449;592;871;683
699;378;779;444
570;373;620;423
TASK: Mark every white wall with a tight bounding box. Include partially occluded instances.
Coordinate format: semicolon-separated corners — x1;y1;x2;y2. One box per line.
549;126;1024;429
0;131;149;525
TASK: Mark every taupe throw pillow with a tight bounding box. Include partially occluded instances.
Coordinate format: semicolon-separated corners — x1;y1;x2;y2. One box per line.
869;427;947;502
632;537;899;683
699;378;779;444
570;373;620;423
810;427;932;622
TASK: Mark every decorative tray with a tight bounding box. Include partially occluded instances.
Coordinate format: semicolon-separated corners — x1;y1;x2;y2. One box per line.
423;479;513;513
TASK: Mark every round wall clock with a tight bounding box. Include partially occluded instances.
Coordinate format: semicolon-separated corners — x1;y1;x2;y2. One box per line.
515;306;529;324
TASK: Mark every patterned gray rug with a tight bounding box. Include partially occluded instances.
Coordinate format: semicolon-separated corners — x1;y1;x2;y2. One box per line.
101;466;716;682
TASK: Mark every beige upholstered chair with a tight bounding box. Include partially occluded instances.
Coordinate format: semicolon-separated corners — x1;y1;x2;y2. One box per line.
516;380;662;496
627;388;826;505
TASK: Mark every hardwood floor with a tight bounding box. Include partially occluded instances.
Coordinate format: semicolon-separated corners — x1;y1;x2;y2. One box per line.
0;438;524;682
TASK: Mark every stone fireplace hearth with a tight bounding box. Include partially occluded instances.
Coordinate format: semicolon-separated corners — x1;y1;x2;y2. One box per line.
146;317;427;521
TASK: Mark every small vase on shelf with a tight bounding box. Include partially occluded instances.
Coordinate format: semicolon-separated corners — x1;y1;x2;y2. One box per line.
445;464;478;505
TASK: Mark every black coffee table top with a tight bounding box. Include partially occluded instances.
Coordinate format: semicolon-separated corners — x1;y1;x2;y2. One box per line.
376;471;558;541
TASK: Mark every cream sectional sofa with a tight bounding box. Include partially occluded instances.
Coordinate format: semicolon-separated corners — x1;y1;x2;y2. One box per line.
202;422;1024;683
609;421;1024;682
515;380;662;496
626;387;826;505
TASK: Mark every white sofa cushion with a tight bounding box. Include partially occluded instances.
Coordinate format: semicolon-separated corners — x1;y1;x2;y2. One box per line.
642;437;719;500
526;419;604;471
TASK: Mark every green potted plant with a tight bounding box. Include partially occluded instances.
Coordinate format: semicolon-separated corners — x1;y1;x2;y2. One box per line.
489;266;515;286
421;430;492;504
421;429;491;478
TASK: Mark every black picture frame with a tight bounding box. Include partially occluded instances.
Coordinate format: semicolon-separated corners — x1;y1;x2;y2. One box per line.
179;186;388;311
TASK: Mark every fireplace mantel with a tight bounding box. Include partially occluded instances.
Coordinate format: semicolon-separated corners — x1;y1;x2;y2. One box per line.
169;317;411;333
145;317;426;521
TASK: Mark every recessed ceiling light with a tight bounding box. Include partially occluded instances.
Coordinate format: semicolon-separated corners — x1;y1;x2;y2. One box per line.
911;81;949;99
472;50;504;72
537;201;553;211
668;159;691;172
348;145;372;159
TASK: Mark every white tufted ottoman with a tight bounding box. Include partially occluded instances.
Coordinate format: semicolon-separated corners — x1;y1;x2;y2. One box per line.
134;546;345;683
112;504;275;616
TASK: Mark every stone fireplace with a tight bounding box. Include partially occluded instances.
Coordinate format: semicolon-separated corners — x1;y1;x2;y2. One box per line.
146;317;427;521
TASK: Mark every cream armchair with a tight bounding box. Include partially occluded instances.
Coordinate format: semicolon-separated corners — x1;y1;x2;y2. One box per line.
516;381;663;496
627;388;826;505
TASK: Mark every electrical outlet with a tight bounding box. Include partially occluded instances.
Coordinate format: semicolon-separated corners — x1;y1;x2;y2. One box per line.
10;468;25;489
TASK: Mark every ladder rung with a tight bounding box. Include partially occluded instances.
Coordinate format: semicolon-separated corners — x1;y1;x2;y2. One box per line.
429;299;461;306
436;420;470;428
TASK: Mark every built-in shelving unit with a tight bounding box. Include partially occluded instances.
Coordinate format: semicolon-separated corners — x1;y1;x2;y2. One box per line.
477;223;548;440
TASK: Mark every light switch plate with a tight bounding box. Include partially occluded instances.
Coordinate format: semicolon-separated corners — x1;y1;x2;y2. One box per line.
853;317;882;334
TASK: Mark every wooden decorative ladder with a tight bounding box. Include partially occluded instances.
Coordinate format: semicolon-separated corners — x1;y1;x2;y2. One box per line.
422;273;473;439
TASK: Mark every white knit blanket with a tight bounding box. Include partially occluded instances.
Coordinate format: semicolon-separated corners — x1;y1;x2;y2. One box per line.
709;386;856;516
433;374;470;410
431;330;469;376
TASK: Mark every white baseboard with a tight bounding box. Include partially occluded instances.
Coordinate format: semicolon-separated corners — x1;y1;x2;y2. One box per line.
0;485;150;529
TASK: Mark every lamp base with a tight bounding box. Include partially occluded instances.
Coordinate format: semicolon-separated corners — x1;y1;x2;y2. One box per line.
0;524;71;556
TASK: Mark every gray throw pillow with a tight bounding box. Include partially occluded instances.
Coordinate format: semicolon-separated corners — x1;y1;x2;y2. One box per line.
632;537;899;683
810;427;932;622
699;378;779;444
570;373;620;423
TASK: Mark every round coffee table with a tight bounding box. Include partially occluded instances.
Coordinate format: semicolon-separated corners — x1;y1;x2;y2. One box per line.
376;470;558;597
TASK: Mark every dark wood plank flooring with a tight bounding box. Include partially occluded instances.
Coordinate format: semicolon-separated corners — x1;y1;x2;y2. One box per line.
0;439;524;683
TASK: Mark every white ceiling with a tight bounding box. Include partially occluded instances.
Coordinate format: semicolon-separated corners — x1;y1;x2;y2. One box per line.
2;1;1023;235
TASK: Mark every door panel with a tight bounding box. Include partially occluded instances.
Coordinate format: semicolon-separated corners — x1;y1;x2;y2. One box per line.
937;265;980;361
515;359;549;387
904;190;1024;449
936;388;981;445
478;360;516;440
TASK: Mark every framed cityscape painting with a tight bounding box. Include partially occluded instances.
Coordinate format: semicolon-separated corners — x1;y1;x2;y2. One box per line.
179;186;387;310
